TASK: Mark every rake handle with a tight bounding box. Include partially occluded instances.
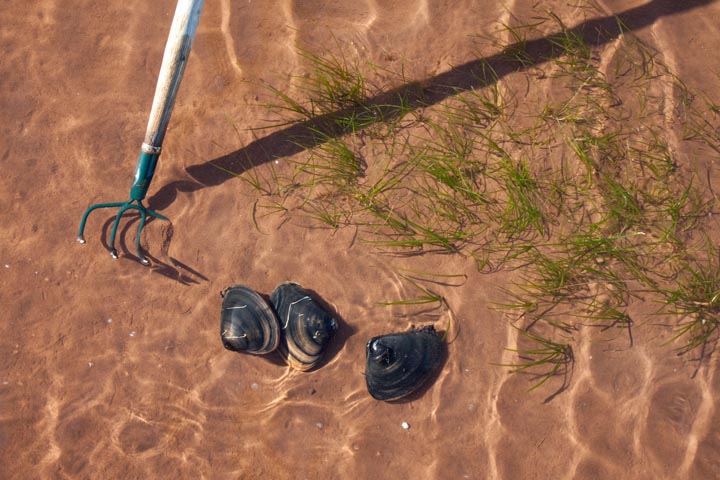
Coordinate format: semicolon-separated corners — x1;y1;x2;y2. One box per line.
131;0;204;200
144;0;204;150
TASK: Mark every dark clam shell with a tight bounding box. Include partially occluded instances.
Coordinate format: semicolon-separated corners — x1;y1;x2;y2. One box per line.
270;282;338;371
365;325;443;401
220;285;280;355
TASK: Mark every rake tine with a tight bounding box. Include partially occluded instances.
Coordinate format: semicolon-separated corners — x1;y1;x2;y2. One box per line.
145;207;170;222
135;207;150;265
77;201;127;244
108;202;136;259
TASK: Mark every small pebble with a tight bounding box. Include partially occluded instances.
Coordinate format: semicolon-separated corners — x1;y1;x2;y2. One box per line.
250;382;260;391
401;422;410;430
4;264;9;269
129;331;136;337
88;361;94;368
106;318;113;324
315;422;324;429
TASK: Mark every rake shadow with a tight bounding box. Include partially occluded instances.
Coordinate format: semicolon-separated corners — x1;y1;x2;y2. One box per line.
149;0;712;211
98;214;208;285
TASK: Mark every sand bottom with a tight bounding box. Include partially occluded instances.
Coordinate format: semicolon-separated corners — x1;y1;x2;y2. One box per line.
1;1;720;478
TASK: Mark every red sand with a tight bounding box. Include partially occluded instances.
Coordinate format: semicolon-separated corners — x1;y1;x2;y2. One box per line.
1;1;719;478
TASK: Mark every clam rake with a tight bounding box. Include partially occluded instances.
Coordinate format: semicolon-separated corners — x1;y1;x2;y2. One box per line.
77;0;204;265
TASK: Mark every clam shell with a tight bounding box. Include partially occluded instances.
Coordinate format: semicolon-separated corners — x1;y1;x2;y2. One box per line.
270;282;338;371
220;285;280;354
365;325;443;401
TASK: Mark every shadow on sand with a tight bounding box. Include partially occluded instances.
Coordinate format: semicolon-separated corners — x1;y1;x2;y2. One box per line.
148;0;711;211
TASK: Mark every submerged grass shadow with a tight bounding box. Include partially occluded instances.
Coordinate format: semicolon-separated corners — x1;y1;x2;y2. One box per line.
149;0;713;209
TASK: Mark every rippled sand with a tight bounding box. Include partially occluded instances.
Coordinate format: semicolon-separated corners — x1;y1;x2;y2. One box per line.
1;1;719;478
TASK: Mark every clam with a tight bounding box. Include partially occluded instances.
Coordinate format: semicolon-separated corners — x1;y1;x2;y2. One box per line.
365;325;443;401
220;285;280;354
270;282;338;371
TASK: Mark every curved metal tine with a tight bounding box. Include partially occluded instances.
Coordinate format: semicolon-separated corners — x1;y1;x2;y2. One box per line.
135;208;150;266
134;200;169;222
145;207;170;222
78;199;171;263
108;203;142;259
77;201;127;243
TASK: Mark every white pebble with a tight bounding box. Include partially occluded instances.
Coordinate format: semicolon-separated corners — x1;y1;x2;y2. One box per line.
315;422;324;429
106;318;113;324
250;382;259;391
4;264;9;269
401;422;410;430
88;361;94;368
129;331;136;337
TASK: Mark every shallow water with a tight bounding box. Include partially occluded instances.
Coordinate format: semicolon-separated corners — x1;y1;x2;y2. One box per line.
1;1;720;478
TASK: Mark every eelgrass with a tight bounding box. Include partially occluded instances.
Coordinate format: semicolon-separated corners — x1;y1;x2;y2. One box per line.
656;245;720;358
264;48;368;123
497;325;574;400
296;132;366;190
380;272;462;342
240;4;720;393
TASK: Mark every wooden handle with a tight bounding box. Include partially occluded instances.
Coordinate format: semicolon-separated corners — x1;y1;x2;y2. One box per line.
142;0;204;153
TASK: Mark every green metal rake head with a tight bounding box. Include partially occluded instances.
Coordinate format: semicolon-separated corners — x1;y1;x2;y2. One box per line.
77;0;204;265
77;149;168;265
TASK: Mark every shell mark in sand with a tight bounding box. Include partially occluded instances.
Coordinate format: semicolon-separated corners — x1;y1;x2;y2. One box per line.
38;390;62;471
678;359;718;477
220;0;243;76
360;0;378;31
415;0;429;24
281;0;300;71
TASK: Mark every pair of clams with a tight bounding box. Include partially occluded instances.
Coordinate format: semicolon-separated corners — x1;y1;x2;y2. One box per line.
220;282;337;371
220;282;444;401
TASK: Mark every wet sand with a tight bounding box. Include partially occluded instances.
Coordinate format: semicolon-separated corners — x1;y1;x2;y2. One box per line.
1;1;719;478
